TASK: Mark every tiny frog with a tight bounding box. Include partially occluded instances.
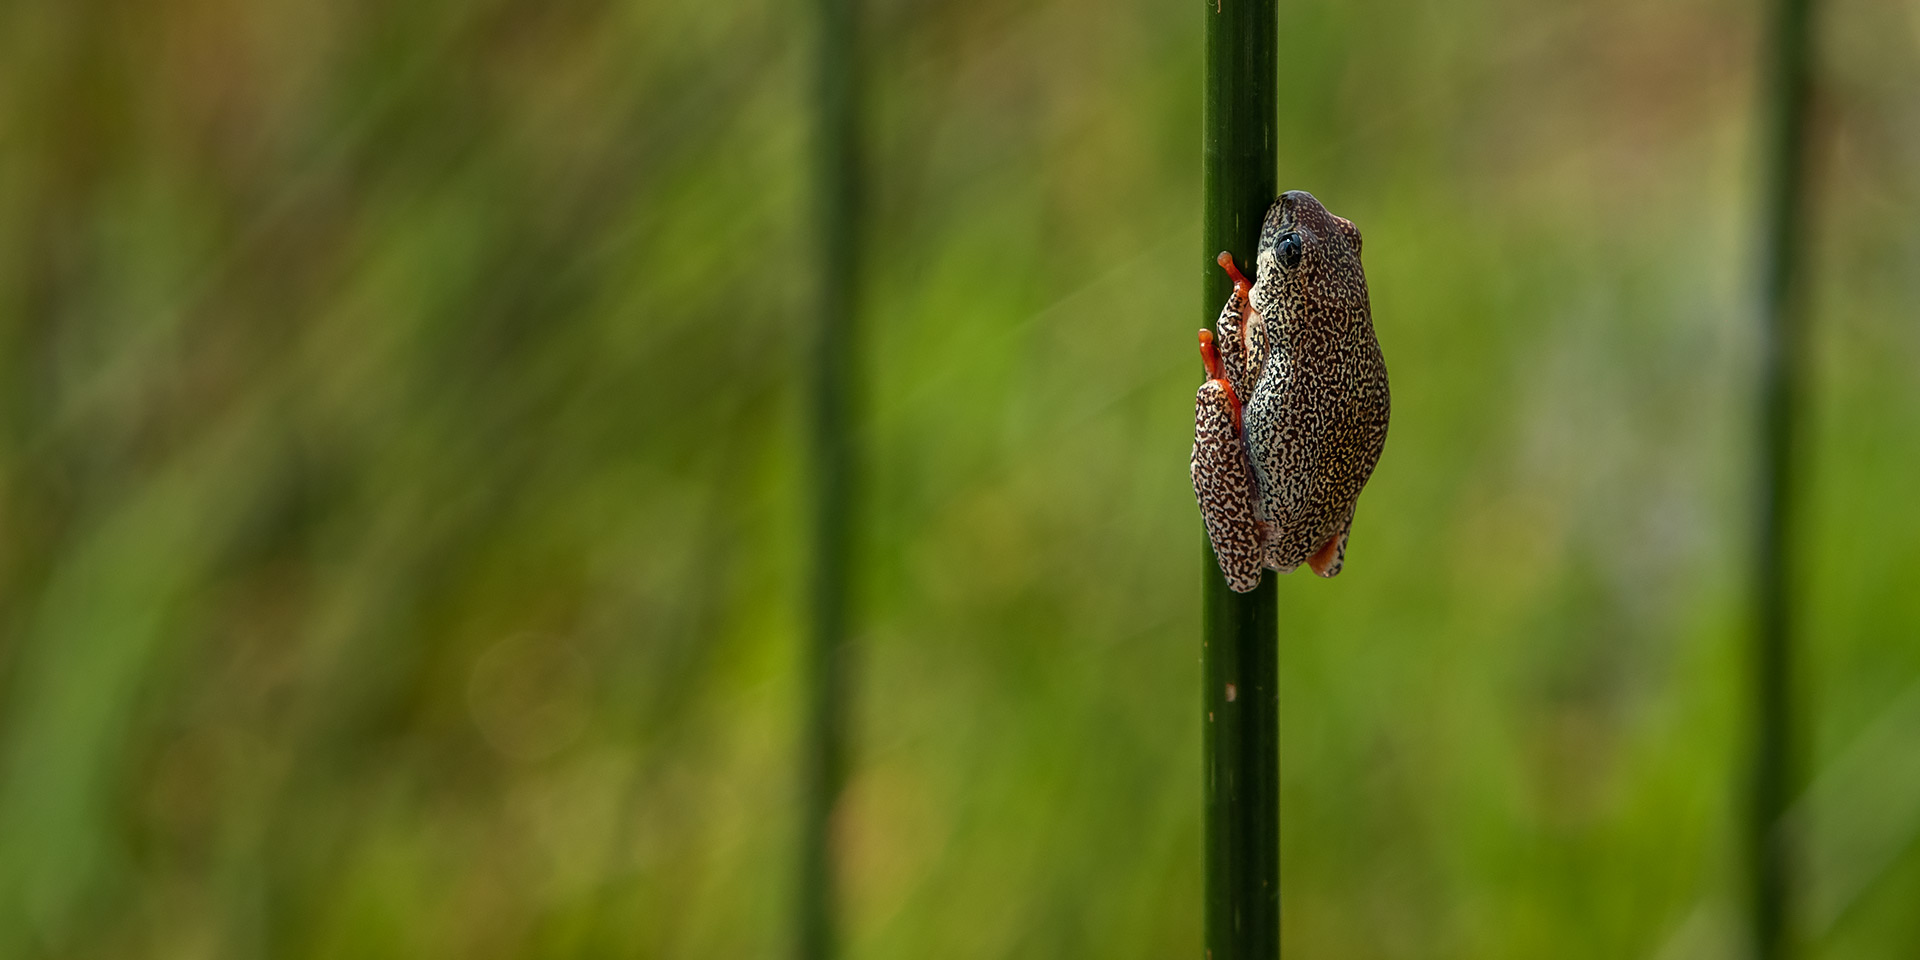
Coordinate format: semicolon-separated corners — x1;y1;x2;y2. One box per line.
1191;190;1389;592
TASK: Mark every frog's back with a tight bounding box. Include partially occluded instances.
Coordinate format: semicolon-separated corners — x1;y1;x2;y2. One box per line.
1244;192;1389;572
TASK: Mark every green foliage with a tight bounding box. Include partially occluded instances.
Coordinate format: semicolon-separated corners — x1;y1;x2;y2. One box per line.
0;0;1916;957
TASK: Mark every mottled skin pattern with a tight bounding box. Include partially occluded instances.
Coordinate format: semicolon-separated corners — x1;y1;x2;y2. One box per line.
1190;191;1389;591
1192;330;1264;591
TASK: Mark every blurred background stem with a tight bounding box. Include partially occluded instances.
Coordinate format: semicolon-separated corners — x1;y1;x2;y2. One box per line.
1750;0;1817;955
800;0;862;954
1201;0;1279;956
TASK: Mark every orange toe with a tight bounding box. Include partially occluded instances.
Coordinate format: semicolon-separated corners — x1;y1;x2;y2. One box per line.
1306;534;1342;577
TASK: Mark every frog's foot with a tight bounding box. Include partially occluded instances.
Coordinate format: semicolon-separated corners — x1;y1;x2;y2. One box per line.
1305;518;1351;578
1211;253;1266;394
1217;250;1253;300
1192;334;1263;593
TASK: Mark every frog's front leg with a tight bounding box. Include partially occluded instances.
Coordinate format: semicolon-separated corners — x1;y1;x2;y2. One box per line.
1192;329;1265;592
1210;252;1268;398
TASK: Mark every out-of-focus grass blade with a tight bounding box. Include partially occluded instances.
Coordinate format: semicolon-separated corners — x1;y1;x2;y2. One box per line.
1794;679;1920;935
1649;681;1920;958
0;413;269;949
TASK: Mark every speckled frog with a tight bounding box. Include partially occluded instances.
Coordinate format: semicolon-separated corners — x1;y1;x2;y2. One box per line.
1190;190;1389;591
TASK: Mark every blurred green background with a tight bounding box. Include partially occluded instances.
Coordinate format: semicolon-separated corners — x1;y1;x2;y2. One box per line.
1;0;1918;956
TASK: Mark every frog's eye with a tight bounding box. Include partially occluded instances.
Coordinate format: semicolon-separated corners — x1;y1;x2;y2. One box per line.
1277;232;1304;269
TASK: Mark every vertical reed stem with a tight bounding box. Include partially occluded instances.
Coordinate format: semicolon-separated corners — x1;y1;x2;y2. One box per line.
800;0;861;954
1201;0;1279;956
1750;0;1816;956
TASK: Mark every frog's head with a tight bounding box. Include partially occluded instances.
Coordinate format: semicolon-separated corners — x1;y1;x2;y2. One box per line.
1250;190;1367;325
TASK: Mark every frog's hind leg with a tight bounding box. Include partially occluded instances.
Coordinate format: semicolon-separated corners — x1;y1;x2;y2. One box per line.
1192;333;1265;593
1305;511;1353;578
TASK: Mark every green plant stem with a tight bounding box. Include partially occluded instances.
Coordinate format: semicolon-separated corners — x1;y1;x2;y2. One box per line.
800;0;861;954
1750;0;1816;956
1201;0;1279;956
